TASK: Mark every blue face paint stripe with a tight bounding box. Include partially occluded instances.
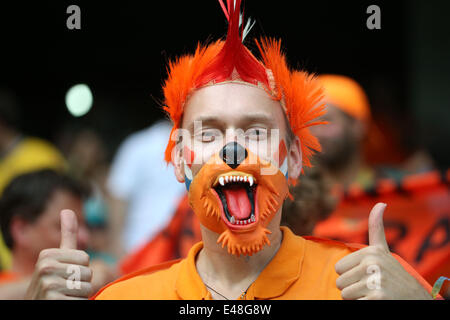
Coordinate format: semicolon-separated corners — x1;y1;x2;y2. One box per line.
185;176;192;191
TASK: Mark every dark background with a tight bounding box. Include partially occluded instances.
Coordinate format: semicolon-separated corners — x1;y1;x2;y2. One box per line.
0;0;449;166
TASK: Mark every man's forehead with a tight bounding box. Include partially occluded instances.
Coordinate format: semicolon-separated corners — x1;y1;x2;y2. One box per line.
187;112;277;127
182;83;285;129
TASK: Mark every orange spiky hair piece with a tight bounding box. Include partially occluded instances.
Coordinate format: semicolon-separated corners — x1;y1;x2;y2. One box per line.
163;0;326;181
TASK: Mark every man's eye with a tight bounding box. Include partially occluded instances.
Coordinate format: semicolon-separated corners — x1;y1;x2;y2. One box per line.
246;128;267;141
198;131;218;142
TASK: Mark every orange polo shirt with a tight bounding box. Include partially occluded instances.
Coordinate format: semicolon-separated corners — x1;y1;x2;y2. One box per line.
93;227;433;300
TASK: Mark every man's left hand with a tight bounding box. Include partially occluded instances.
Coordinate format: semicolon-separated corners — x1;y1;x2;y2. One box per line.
334;203;433;300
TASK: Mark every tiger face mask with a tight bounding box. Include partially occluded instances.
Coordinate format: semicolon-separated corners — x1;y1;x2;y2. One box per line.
185;141;289;256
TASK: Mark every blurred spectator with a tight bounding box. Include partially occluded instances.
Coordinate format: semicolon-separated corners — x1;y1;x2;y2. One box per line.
280;166;337;236
119;166;336;275
0;88;67;271
309;75;373;189
56;125;115;265
106;120;186;258
0;169;117;299
311;74;450;297
84;189;116;265
59;127;109;185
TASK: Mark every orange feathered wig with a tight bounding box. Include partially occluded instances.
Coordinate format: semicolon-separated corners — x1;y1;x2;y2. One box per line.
162;0;326;181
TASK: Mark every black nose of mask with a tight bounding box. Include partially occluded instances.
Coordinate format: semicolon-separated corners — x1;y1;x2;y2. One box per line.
220;142;248;169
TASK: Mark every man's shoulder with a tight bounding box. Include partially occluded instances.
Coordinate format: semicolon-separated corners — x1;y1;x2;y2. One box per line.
280;226;356;261
299;235;360;273
282;226;357;257
295;235;358;299
281;227;357;274
303;235;362;252
93;259;183;300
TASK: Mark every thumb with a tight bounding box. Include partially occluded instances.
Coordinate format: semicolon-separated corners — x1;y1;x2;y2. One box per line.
368;202;389;251
60;209;78;250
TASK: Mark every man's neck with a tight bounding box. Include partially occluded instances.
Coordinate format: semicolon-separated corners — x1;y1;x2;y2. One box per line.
11;249;36;276
195;214;283;300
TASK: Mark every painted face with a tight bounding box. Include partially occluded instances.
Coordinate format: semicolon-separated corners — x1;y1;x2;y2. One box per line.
177;83;296;256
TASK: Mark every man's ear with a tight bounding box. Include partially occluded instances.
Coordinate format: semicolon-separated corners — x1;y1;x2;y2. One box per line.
173;143;186;183
287;136;302;180
10;216;32;250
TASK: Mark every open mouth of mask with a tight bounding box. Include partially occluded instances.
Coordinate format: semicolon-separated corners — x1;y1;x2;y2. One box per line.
213;172;257;227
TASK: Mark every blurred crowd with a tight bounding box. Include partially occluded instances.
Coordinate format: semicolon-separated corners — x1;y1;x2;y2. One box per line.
0;73;448;299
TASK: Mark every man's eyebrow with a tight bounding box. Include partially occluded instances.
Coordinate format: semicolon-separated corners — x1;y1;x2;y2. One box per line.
187;113;277;131
240;113;277;126
187;116;223;131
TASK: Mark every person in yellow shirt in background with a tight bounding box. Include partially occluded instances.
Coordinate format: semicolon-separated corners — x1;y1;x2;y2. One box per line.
0;88;67;271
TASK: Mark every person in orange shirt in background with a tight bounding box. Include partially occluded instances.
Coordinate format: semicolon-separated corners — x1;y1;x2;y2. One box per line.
311;74;450;297
25;0;439;300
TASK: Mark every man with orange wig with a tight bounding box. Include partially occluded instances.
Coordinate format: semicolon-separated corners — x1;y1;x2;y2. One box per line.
25;0;437;300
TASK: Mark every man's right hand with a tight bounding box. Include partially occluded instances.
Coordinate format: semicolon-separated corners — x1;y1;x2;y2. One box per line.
25;210;93;300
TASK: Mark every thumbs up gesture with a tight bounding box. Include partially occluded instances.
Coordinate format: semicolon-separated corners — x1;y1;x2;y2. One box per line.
334;203;432;300
25;210;93;299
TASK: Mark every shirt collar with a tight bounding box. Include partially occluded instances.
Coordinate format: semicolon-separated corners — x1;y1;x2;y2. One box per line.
251;226;305;299
175;226;305;300
175;241;211;300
